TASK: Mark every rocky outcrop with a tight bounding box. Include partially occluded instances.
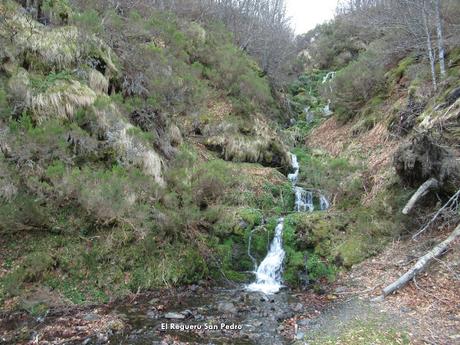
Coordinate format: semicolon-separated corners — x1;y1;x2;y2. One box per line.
203;118;291;173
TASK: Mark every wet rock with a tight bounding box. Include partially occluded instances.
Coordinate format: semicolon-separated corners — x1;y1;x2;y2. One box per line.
259;296;269;302
148;298;159;305
164;312;185;319
217;302;238;315
181;309;193;318
195;314;205;321
83;313;100;321
295;331;305;340
147;310;158;319
297;319;311;326
292;303;304;313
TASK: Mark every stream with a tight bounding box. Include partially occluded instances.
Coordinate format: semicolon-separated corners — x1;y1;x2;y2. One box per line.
1;154;330;345
106;153;329;345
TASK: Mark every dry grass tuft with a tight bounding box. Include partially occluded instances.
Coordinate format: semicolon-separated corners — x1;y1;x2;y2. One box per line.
88;70;109;95
1;7;118;75
95;103;165;185
30;80;97;123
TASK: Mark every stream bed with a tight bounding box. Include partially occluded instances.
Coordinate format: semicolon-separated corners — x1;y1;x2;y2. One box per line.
0;153;331;345
108;286;297;345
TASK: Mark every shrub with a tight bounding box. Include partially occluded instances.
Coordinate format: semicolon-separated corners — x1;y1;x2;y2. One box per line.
326;47;387;122
306;253;336;282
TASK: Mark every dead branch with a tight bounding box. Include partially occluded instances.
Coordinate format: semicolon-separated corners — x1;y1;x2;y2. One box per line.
381;223;460;298
413;188;460;239
402;178;439;215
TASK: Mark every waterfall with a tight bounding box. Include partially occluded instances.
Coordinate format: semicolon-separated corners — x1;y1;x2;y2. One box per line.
322;71;336;84
319;194;330;211
294;187;314;212
247;153;316;294
323;99;333;116
322;72;335;114
246;218;286;294
288;153;299;184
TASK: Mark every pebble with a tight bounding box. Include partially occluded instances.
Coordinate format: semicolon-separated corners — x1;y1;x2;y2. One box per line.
295;331;305;340
217;302;238;315
292;302;304;312
164;312;185;319
147;310;158;319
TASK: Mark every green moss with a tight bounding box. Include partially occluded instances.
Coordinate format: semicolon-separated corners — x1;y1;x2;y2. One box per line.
46;160;66;179
126;126;155;143
239;208;263;229
386;55;416;84
282;214;337;286
0;80;10;120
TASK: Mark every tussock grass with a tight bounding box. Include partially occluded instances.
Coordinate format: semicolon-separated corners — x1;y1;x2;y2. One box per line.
94;102;165;185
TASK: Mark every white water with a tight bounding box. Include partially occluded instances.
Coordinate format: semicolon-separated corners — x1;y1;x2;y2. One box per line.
294;187;314;212
246;218;286;294
320;194;330;211
322;71;336;84
323;99;333;116
247;153;320;294
287;153;299;185
322;72;335;116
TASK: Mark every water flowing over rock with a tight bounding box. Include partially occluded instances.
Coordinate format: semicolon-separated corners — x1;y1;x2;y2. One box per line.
288;153;300;185
320;194;330;211
247;218;286;294
295;187;314;212
322;71;336;84
247;153;319;294
323;99;333;116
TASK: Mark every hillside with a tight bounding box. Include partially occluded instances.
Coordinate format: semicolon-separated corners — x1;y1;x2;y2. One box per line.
1;0;460;344
0;0;293;308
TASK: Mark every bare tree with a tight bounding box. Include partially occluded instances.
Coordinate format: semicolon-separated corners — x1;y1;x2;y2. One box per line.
337;0;453;91
434;0;446;78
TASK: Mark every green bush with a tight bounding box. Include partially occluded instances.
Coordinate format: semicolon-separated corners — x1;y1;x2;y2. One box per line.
327;47;387;122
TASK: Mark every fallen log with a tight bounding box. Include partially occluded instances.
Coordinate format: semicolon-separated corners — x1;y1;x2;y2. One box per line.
402;178;439;215
381;223;460;297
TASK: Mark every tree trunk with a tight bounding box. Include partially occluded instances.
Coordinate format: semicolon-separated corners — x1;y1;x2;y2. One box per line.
423;0;437;91
402;178;439;215
381;223;460;297
435;0;446;79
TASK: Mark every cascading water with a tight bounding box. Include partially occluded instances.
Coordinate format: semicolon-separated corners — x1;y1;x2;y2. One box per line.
322;71;335;116
288;154;299;184
319;194;330;211
323;99;333;116
246;219;286;294
247;153;321;294
294;187;314;212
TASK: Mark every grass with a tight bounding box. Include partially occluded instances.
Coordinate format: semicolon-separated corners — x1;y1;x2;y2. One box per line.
307;319;410;345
